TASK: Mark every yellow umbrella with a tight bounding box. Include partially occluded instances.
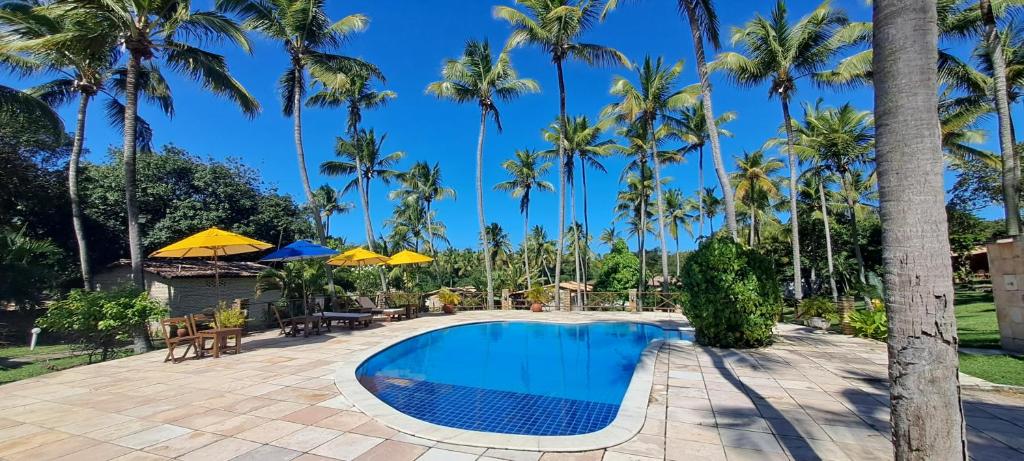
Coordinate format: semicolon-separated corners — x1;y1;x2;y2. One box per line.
327;247;391;266
387;250;433;266
150;227;272;299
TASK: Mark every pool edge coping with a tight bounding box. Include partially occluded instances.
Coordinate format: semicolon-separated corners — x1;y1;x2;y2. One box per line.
333;317;692;452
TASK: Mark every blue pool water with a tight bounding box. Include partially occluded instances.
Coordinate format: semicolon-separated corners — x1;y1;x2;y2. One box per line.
356;321;690;436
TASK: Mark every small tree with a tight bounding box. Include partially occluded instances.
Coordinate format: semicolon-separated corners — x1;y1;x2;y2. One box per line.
681;235;781;347
594;239;640;294
37;288;167;361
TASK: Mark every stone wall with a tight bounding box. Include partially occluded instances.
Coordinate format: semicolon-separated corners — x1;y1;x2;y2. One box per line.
985;238;1024;352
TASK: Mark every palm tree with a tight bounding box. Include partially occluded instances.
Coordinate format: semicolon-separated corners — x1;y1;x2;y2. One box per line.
602;0;739;240
485;223;513;269
386;200;447;253
221;0;378;245
542;115;614;300
667;102;735;238
495;0;628;311
599;225;620;248
390;162;455;255
321;129;403;249
980;0;1019;235
0;2;170;290
495;149;554;289
732;150;783;247
426;39;539;309
615;163;661;296
313;185;352;236
307;68;396;139
714;0;860;301
664;189;696;276
605;56;699;294
785;102;873;300
529;225;557;283
873;0;964;455
59;0;258;292
702;187;723;234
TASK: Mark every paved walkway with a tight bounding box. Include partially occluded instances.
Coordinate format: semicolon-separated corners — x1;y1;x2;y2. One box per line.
0;311;1021;461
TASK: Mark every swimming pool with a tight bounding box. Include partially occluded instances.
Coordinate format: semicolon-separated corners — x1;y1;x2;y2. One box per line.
355;321;690;436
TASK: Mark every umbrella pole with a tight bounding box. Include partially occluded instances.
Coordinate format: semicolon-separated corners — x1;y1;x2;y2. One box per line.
214;251;220;307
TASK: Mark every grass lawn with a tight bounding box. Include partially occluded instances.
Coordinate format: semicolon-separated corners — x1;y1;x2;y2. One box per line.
0;344;133;385
954;289;1024;387
955;290;1001;349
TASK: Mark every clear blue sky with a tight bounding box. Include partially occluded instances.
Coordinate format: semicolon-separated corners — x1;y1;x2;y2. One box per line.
3;0;1006;252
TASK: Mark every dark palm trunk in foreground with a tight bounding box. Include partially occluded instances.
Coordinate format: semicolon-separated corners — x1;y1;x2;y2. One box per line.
874;0;966;458
70;94;93;290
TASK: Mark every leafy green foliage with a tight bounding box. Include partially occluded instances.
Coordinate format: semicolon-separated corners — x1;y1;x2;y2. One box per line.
256;260;327;302
80;146;311;266
37;288;166;360
680;235;781;348
0;227;62;309
800;296;838;323
594;239;640;293
214;305;247;328
525;286;551;304
438;288;461;306
848;307;888;341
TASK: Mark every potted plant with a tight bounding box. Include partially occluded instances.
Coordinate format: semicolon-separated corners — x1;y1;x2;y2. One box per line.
214;304;247;329
799;297;837;330
525;286;550;312
438;288;461;314
175;321;189;337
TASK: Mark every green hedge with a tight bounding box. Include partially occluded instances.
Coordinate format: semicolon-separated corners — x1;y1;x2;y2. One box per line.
681;235;782;348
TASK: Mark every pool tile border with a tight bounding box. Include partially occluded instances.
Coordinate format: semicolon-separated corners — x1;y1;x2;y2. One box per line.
334;318;691;452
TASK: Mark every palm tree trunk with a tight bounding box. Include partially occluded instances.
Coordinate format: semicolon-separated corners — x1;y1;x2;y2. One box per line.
818;179;838;302
571;177;581;309
748;197;756;247
674;234;680;276
874;1;966;457
523;201;531;290
121;51;150;354
684;1;737;240
698;145;705;238
637;156;648;311
554;59;567;311
982;0;1021;236
781;98;803;301
357;166;374;247
477;109;495;309
842;176;871;306
70;94;93;290
648;119;671;295
580;158;590;300
292;67;327;245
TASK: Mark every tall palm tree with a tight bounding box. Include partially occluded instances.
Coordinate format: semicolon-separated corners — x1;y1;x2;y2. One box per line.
785;102;873;299
602;0;739;239
701;187;723;234
664;189;696;276
495;149;554;289
495;0;628;311
485;222;513;269
386;200;447;253
426;39;538;309
542;115;614;300
714;0;860;301
732;150;783;247
321;129;404;247
615;163;662;296
667;102;735;238
605;56;699;294
221;0;378;245
0;2;170;289
981;0;1019;235
599;225;619;248
873;0;964;456
390;162;455;255
313;185;352;236
61;0;258;291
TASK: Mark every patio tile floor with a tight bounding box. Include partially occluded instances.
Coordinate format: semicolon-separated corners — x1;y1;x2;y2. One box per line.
1;310;1023;461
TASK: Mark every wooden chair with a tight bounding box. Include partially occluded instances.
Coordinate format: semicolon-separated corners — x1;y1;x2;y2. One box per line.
161;317;198;363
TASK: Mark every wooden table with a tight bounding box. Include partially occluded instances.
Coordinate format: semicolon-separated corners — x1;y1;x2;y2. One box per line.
197;328;242;358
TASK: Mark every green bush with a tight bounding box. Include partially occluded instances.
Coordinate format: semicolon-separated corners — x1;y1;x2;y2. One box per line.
800;297;838;323
849;307;888;341
594;239;640;293
680;235;782;348
37;288;167;360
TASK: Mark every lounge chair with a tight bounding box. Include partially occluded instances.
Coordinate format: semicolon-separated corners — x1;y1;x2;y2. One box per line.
316;311;373;330
360;296;405;321
271;304;320;337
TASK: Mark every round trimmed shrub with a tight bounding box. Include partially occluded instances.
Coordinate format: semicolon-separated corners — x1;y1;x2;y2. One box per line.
680;235;782;348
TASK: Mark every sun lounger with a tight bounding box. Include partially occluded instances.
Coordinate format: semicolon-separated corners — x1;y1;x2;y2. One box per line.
317;312;373;330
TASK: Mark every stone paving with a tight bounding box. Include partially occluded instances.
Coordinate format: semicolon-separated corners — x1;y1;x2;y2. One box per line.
0;311;1022;461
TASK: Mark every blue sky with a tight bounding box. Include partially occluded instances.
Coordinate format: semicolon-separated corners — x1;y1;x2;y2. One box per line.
3;0;1006;252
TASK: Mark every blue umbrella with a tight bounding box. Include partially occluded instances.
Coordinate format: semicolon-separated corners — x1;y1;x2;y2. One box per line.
259;240;339;262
